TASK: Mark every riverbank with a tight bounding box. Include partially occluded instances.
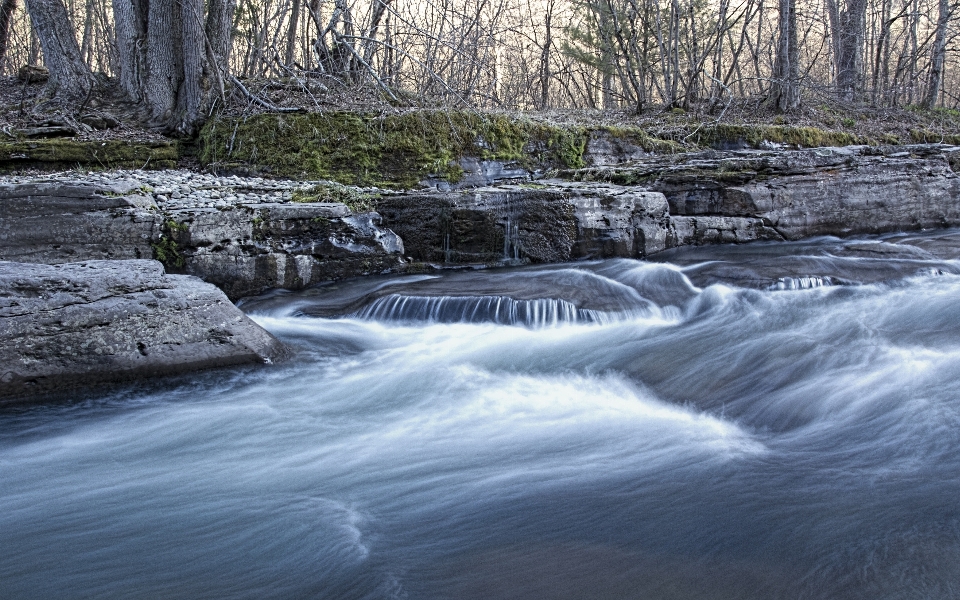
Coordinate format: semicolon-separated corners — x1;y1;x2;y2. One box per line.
4;128;960;400
3;143;960;300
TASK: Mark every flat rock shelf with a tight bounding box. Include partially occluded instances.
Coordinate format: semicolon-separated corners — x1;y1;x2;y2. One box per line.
0;260;289;403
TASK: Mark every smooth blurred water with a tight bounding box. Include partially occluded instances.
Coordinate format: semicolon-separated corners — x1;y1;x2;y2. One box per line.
4;231;960;599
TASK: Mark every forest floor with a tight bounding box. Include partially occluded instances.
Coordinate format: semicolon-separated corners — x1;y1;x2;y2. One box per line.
1;74;960;159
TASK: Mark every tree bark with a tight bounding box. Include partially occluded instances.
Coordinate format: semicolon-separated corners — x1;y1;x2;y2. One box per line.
0;0;18;67
25;0;95;101
828;0;868;101
142;0;178;124
284;0;301;66
177;0;204;132
112;0;144;100
923;0;951;108
771;0;800;110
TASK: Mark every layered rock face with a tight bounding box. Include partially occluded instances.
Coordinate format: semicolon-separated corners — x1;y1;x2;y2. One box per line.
0;181;157;263
578;144;960;240
0;260;289;403
377;182;684;264
2;144;959;302
0;175;406;299
164;202;404;299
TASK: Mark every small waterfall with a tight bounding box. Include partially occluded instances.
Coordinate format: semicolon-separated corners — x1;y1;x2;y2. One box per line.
355;294;623;327
769;276;835;291
503;218;520;262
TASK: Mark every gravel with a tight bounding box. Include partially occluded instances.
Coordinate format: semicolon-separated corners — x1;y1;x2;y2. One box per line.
0;169;391;210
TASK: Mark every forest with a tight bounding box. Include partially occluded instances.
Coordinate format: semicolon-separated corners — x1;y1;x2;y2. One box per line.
2;0;959;134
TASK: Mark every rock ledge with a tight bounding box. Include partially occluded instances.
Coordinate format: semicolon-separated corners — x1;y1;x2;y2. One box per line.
0;260;289;403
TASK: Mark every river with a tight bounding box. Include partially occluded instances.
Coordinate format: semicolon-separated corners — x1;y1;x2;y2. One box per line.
3;230;960;599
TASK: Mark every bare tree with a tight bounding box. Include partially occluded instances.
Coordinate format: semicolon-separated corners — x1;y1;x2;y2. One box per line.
0;0;17;67
24;0;95;101
923;0;954;106
771;0;800;109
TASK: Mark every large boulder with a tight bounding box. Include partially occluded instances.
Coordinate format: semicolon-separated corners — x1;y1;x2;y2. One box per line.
0;180;158;263
0;260;289;404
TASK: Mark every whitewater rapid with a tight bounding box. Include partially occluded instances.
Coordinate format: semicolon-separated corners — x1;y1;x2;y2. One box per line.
3;231;960;599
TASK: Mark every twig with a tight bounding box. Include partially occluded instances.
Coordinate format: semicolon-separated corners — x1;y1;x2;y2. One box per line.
228;75;303;112
684;75;734;144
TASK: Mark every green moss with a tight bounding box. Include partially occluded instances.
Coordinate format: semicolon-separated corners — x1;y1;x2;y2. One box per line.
598;126;685;153
198;111;590;188
690;124;862;149
909;129;960;145
152;219;188;268
0;139;178;170
292;181;380;212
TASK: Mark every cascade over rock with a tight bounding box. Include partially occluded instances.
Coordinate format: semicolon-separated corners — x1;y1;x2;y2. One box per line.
1;144;959;301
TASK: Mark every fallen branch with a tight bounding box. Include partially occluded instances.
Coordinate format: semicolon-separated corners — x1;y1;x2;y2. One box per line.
229;75;304;113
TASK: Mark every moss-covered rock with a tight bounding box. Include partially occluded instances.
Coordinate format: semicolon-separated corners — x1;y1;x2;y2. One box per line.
199;110;895;188
198;111;590;188
688;124;863;149
0;139;179;171
291;181;380;212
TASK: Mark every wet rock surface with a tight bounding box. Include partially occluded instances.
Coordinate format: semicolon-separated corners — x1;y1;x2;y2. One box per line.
0;170;407;299
0;260;289;403
651;229;960;289
378;182;674;265
2;144;960;301
575;144;960;240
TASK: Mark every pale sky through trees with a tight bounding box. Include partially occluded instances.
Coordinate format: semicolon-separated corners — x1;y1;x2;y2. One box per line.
7;0;960;113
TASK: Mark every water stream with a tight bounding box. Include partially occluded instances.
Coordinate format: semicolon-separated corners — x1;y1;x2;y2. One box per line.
3;230;960;599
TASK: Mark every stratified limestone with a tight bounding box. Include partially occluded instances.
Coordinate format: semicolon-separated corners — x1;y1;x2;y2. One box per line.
577;144;960;240
0;177;406;300
166;202;405;299
0;260;289;403
0;180;158;263
4;144;960;301
377;182;677;264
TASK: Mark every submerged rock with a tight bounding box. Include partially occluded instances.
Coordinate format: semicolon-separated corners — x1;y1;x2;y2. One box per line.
0;260;289;403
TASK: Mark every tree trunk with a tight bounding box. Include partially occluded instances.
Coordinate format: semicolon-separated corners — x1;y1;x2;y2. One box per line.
284;0;301;66
829;0;868;101
112;0;143;100
25;0;95;101
922;0;950;108
771;0;800;110
142;0;178;124
206;0;236;70
111;0;235;134
0;0;18;67
540;0;553;109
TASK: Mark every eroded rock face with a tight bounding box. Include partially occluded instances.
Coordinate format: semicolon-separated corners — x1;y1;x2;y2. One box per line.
0;180;158;263
0;260;289;403
377;183;673;264
164;203;405;299
0;177;407;300
580;144;960;240
3;145;960;300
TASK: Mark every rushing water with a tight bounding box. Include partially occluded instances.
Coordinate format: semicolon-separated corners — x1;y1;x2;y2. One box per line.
4;231;960;599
